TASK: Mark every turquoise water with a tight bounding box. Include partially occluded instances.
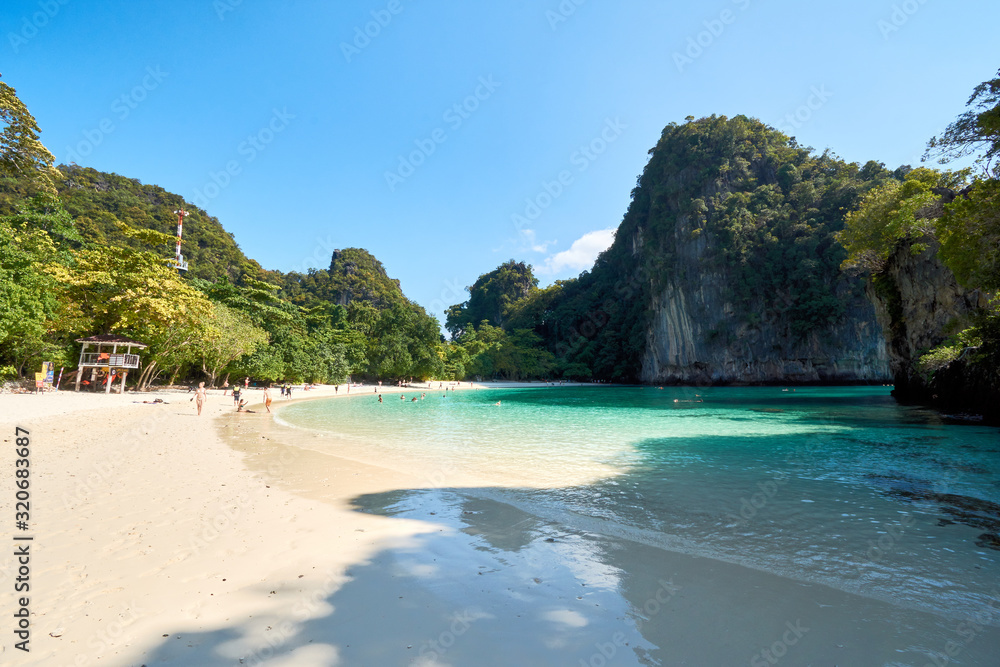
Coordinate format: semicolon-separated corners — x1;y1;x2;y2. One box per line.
278;386;1000;630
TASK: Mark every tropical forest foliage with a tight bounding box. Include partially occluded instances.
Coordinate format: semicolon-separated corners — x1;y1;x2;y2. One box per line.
0;83;447;386
3;68;998;390
839;67;1000;381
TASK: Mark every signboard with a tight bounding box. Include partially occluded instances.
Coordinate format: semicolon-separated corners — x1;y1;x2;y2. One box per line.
42;361;54;386
35;372;44;389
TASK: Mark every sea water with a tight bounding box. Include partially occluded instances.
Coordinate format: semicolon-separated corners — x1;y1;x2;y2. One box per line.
276;386;1000;663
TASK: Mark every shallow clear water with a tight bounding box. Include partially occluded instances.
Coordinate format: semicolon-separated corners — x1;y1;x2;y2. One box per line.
278;386;1000;625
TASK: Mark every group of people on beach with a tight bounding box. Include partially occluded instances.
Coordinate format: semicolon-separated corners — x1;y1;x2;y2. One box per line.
193;379;299;415
194;380;478;415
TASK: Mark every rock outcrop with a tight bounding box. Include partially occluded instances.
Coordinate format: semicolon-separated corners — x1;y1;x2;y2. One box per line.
866;237;998;421
627;117;891;384
638;228;889;384
547;115;897;384
641;277;889;384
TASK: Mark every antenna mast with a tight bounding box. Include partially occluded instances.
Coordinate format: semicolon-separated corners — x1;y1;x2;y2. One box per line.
173;209;190;272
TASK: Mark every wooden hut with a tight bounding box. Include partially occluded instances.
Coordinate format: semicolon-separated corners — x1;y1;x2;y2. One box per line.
74;335;147;394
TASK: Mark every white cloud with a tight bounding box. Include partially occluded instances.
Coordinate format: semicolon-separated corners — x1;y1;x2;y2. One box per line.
518;228;553;253
492;227;554;254
536;228;615;275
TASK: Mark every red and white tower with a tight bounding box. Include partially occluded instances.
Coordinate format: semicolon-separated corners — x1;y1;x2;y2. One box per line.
173;209;189;272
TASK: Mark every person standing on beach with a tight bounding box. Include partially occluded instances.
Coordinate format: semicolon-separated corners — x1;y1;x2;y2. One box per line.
263;385;273;413
335;385;338;394
195;382;207;415
222;379;229;396
232;385;241;406
286;384;293;399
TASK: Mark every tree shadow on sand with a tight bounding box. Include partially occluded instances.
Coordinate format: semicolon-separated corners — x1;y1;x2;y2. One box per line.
134;428;1000;666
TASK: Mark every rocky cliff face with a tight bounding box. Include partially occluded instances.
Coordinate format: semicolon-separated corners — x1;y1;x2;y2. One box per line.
865;237;997;420
639;223;889;384
642;279;889;384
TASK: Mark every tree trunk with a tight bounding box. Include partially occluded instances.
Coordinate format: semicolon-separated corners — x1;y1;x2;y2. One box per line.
137;360;157;391
145;366;164;390
168;365;182;387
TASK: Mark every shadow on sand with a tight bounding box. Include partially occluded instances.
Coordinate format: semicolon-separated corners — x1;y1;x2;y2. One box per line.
133;478;1000;666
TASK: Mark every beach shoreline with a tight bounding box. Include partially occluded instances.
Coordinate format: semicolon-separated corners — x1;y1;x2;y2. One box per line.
0;383;460;665
3;383;999;665
0;379;601;665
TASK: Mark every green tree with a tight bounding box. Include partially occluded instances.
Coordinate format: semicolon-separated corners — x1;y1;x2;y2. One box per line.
456;323;554;380
937;179;1000;290
0;80;58;192
445;260;538;337
197;302;269;386
46;229;216;388
926;67;1000;178
837;168;946;273
926;68;1000;291
0;218;61;375
365;303;443;380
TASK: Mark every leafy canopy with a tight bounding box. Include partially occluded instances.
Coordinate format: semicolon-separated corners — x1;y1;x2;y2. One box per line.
445;260;538;338
926;67;1000;178
0;80;58;192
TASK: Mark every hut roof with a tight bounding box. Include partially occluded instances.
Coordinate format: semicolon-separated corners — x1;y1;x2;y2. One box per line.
75;334;148;348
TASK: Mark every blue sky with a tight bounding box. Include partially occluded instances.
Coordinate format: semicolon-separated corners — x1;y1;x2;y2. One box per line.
3;0;998;324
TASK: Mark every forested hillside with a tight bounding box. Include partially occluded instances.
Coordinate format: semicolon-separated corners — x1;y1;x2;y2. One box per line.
0;79;447;386
0;165;261;283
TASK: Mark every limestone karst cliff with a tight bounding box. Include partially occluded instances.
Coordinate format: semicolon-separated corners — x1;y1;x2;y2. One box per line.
641;270;888;384
544;115;892;384
635;205;889;384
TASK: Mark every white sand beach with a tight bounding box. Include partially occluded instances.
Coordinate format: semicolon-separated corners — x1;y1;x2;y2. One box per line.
0;384;462;666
